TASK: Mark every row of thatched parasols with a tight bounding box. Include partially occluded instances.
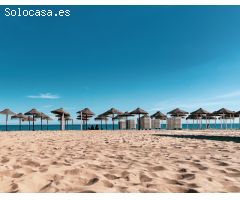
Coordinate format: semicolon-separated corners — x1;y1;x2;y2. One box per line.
0;108;52;131
1;107;240;131
166;107;240;129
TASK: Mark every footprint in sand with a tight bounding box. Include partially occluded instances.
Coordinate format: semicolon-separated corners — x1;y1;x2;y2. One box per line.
226;168;240;173
191;162;208;170
150;166;166;171
10;183;19;193
163;178;183;185
102;180;114;188
12;173;24;178
64;168;80;175
226;172;240;177
1;157;10;164
104;174;119;180
177;173;196;180
85;177;99;186
23;160;40;168
216;161;229;166
39;165;48;173
139;174;152;182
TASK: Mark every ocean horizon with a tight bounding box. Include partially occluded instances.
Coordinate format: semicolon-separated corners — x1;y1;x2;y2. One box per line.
0;123;239;131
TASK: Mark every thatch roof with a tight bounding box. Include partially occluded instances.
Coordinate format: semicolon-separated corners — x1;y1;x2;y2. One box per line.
151;111;167;119
186;115;198;120
130;107;148;115
35;112;48;118
77;108;95;116
113;112;134;120
0;108;15;115
191;108;211;115
213;108;235;115
119;112;134;117
51;108;70;116
58;116;72;121
42;115;53;120
95;115;108;121
77;116;89;120
22;116;36;122
11;113;26;119
25;108;41;116
167;108;188;116
102;108;122;116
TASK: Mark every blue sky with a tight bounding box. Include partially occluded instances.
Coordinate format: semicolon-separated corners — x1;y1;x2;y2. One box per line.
0;6;240;124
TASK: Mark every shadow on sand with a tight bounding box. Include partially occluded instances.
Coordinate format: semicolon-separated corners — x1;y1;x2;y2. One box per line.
153;134;240;143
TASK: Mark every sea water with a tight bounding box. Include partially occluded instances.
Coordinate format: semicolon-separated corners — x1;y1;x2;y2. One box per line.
0;123;239;131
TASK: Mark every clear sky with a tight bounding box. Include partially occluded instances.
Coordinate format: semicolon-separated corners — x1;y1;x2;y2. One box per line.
0;6;240;124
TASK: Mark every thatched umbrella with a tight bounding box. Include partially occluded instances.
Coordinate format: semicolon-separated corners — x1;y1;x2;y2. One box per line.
186;114;198;129
77;108;95;130
167;108;188;117
151;111;167;119
42;115;52;130
51;108;70;130
58;116;72;130
0;108;15;131
95;115;108;130
102;108;122;130
116;112;134;129
191;108;211;129
201;115;216;129
35;112;48;130
77;114;91;130
213;108;234;129
167;108;188;130
150;111;167;129
25;109;41;131
130;108;148;130
11;113;26;130
22;116;35;130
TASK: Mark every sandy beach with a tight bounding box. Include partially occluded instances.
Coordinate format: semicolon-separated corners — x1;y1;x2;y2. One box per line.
0;130;240;193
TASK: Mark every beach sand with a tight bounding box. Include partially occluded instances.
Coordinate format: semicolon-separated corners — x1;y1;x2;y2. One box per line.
0;130;240;193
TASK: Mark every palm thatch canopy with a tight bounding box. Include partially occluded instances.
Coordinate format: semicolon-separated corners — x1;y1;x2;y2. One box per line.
167;108;188;117
0;108;15;115
191;108;211;116
102;108;122;116
130;108;148;115
119;112;134;117
51;108;70;116
77;108;95;116
25;108;41;116
35;112;47;118
77;115;91;120
11;113;26;130
0;108;16;131
151;111;167;119
95;115;108;121
113;112;134;120
213;108;235;115
186;115;198;120
22;116;36;122
11;113;26;119
42;115;53;120
59;116;72;121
